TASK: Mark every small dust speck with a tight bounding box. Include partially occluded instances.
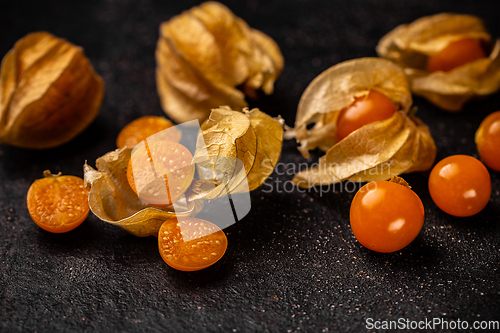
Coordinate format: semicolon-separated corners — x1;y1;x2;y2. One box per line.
312;57;322;67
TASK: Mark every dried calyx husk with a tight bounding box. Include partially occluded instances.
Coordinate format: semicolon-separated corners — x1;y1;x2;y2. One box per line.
377;13;500;112
0;32;104;149
284;57;436;188
190;106;284;199
156;1;284;124
83;148;189;237
84;107;283;236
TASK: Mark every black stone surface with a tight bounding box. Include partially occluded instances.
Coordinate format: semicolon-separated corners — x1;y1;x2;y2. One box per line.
1;0;500;332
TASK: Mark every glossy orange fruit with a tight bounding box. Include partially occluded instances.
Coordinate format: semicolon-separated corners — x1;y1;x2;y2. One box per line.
158;217;228;271
428;155;491;217
336;89;397;142
127;140;194;206
427;38;486;73
27;170;89;233
350;180;424;253
475;111;500;171
116;116;181;148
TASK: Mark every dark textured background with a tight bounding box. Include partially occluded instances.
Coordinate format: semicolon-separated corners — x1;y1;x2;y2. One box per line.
1;0;500;332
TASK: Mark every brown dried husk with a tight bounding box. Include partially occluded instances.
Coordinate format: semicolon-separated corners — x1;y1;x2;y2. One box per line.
0;32;104;149
155;1;284;124
84;107;283;236
376;13;500;112
83;148;195;237
191;106;284;199
284;58;436;188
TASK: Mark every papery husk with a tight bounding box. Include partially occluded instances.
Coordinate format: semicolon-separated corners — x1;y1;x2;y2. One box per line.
192;106;252;200
0;32;104;149
284;57;436;188
84;107;283;236
84;147;196;237
155;1;283;124
191;106;284;199
284;58;413;158
241;108;283;191
292;112;436;188
376;13;500;111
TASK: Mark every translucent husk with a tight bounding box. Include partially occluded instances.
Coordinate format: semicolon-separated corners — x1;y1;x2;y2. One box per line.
83;148;193;237
284;58;436;188
376;13;500;111
84;107;283;236
155;1;284;124
191;106;284;199
0;32;104;149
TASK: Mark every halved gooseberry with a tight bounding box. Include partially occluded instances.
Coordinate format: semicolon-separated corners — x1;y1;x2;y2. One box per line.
158;217;228;271
336;89;397;142
27;170;90;233
117;116;181;148
427;38;486;73
127;140;194;206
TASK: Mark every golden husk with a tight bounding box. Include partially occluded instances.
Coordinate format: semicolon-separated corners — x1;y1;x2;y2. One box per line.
191;106;284;199
83;148;192;237
155;1;284;124
84;107;283;236
285;58;436;188
0;32;104;149
376;13;500;111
